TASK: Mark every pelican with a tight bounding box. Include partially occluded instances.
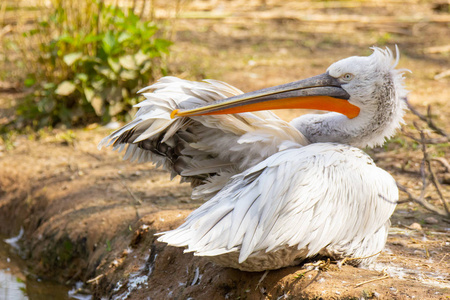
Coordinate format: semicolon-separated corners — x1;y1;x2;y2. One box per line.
99;47;408;272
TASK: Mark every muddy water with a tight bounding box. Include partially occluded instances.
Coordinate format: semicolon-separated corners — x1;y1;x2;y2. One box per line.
0;233;83;300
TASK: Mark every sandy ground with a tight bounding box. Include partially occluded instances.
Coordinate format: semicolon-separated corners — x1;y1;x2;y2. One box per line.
0;0;449;299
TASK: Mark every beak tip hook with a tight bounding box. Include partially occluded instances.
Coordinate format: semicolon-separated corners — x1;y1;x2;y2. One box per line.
170;109;180;119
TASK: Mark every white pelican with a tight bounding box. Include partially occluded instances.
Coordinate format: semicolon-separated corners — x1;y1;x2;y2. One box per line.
99;47;408;272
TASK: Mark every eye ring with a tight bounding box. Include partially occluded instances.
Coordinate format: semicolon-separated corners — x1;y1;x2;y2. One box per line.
341;73;354;81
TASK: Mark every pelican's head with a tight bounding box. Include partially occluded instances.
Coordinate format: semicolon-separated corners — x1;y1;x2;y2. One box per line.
320;47;409;147
327;47;407;114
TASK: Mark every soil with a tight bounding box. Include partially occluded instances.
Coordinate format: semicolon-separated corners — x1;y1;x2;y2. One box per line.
0;0;449;299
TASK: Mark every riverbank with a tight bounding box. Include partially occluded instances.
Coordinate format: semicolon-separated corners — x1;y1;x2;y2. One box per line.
0;126;448;299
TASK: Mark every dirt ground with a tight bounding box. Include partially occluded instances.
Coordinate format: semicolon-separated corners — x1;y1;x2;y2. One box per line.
0;0;449;299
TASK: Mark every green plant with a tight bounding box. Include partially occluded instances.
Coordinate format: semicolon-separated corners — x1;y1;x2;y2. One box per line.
16;0;171;129
106;239;112;252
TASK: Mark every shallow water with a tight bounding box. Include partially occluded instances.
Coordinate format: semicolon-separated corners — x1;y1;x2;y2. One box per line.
0;270;75;300
0;233;85;300
0;269;27;300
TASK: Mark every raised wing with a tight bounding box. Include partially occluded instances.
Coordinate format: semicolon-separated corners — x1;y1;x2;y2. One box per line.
98;77;309;199
157;143;398;265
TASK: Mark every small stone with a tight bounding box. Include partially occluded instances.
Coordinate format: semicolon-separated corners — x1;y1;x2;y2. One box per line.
110;259;120;267
424;217;439;224
409;223;422;230
391;240;407;247
393;163;402;169
413;250;424;256
443;173;450;184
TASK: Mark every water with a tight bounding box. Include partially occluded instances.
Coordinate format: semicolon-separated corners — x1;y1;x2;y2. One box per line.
0;270;27;300
0;271;75;300
0;232;87;300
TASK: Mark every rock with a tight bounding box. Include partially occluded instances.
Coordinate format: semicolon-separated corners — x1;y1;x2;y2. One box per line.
443;173;450;185
424;217;439;224
391;240;408;247
409;223;422;230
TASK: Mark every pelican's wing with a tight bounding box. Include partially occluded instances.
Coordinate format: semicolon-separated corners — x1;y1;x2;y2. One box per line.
157;143;398;263
99;77;308;199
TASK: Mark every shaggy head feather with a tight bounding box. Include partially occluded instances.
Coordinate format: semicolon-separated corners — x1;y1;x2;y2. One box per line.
292;46;409;148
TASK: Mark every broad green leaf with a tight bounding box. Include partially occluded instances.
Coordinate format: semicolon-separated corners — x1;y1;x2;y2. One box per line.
102;31;116;55
134;51;150;66
109;101;124;116
90;95;104;116
37;97;55;113
154;38;172;54
55;81;77;96
76;73;88;82
82;34;103;44
125;12;139;24
80;55;102;64
141;26;158;40
119;55;137;70
92;79;105;91
59;106;72;125
84;87;95;102
63;52;83;66
58;34;75;44
38;21;49;27
139;61;152;74
120;69;138;80
122;88;129;99
42;98;55;113
118;32;132;43
95;66;117;80
43;82;56;90
24;77;35;87
147;49;161;59
25;29;39;37
107;57;121;73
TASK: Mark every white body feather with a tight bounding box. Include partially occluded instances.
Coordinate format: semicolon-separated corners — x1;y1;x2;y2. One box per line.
158;144;397;270
99;47;407;271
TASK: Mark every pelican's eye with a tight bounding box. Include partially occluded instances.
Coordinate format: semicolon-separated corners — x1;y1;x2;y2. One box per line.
341;73;354;82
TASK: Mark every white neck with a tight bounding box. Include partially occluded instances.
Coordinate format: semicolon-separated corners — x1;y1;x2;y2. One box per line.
290;95;406;149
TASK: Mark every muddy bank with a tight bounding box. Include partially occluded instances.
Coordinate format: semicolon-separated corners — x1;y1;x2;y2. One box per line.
0;129;448;299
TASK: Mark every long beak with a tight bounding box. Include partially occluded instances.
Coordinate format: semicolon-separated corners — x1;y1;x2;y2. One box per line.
171;73;360;119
